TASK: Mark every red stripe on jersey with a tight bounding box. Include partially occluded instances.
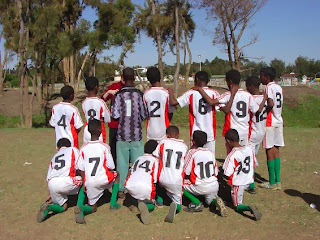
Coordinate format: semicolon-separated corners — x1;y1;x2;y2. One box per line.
164;98;170;128
101;122;106;143
248;112;253;140
212;105;217;139
228;158;239;186
222;112;231;137
150;163;156;200
157;144;164;180
69;149;76;177
189;94;195;137
103;152;115;183
70;113;79;148
190;160;197;184
266;112;272;127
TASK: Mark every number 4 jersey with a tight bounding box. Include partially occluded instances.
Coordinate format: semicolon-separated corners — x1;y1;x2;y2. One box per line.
223;146;257;186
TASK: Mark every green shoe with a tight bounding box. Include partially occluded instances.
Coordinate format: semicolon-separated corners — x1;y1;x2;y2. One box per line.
215;197;228;217
74;206;86;224
250;205;262;221
258;182;276;190
138;202;150;225
164;202;177;223
37;202;49;223
110;203;121;211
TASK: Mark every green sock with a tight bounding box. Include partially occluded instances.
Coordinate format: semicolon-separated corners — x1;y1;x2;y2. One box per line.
250;172;255;189
156;196;163;204
274;158;281;183
183;189;200;205
176;204;181;213
146;203;155;212
81;205;93;217
210;199;216;206
236;204;251;213
267;160;276;185
48;204;64;213
110;183;119;206
77;187;86;206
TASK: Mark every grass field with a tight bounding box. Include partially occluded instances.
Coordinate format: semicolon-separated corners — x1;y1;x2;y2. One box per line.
0;126;319;240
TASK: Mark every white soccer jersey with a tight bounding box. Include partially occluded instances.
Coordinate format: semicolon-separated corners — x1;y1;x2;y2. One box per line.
153;138;188;188
125;154;158;200
218;90;259;140
77;141;115;184
177;87;220;142
82;97;111;143
47;147;80;181
264;82;283;127
144;87;175;140
223;146;257;186
184;148;218;185
250;95;267;144
49;102;83;148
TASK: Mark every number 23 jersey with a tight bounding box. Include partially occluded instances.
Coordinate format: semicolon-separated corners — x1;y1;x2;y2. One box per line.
223;146;257;186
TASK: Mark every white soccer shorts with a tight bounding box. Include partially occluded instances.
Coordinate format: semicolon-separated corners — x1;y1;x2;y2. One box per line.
203;140;215;153
231;184;249;206
183;180;219;205
263;126;285;149
125;180;155;201
48;176;82;206
159;181;183;204
249;141;261;155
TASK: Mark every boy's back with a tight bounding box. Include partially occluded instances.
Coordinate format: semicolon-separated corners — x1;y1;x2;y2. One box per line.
49;102;83;148
250;94;267;144
265;82;283;127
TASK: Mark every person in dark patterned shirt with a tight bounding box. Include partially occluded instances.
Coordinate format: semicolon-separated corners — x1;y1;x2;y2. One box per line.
111;67;148;198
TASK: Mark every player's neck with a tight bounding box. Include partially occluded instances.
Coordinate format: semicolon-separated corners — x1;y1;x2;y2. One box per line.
152;82;161;87
90;136;100;141
233;143;242;148
198;83;207;87
252;89;261;95
88;92;97;98
62;99;71;103
124;80;134;86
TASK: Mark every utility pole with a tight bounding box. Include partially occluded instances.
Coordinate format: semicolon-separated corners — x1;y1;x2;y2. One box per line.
198;54;203;71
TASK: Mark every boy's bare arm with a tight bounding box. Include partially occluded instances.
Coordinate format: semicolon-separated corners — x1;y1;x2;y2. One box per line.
168;88;179;106
193;86;219;106
220;85;238;114
266;98;274;113
79;170;86;192
258;93;268;113
76;127;82;134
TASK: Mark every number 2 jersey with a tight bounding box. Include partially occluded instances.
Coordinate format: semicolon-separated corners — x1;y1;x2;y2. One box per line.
143;87;175;141
264;82;283;127
177;87;220;142
223;146;257;186
49;102;84;148
82;97;111;143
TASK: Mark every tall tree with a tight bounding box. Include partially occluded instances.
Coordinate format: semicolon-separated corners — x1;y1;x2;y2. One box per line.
270;58;285;77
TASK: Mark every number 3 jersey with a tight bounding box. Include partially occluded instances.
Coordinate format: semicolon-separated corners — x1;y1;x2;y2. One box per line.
153;138;188;190
264;82;283;127
177;88;220;142
183;148;218;185
47;147;80;181
222;146;257;186
143;87;175;141
49;102;84;148
76;141;116;184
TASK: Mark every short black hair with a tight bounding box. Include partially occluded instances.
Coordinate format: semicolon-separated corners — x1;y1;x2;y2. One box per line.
144;140;158;154
57;138;71;148
147;67;160;84
226;69;241;84
246;76;261;89
192;130;207;147
88;119;101;136
261;67;276;80
60;85;74;100
123;67;134;81
225;128;239;142
195;71;209;84
85;76;99;91
166;125;179;135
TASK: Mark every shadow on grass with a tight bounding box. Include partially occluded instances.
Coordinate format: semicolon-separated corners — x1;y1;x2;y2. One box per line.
284;189;320;212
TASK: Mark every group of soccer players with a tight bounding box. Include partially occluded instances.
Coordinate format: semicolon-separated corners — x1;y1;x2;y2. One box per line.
37;66;284;225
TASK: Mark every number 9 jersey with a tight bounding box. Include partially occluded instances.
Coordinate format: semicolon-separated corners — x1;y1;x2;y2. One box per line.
222;146;257;186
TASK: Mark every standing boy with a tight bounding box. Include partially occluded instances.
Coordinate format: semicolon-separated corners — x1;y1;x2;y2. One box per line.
169;71;220;152
152;126;188;223
258;67;284;190
49;86;83;148
37;138;82;223
183;130;228;217
82;77;111;144
111;67;148;198
125;140;159;225
223;129;262;221
144;67;175;141
75;119;120;224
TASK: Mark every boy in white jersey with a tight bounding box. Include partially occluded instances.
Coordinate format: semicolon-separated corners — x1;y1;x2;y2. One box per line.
183;130;228;217
37;138;82;223
74;119;120;224
125;140;159;225
82;77;111;144
144;67;174;141
194;70;259;154
258;67;284;190
152;126;188;223
223;129;262;221
49;86;83;148
168;71;220;152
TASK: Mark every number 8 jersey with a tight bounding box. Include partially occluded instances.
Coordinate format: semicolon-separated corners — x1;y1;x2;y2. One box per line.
223;146;257;186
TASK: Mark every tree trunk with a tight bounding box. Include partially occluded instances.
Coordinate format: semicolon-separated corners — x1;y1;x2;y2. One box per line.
0;49;7;96
184;28;192;88
76;52;90;92
70;53;75;86
173;6;180;96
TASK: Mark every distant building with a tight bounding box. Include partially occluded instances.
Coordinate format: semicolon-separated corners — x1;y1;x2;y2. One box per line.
280;72;298;86
210;75;225;86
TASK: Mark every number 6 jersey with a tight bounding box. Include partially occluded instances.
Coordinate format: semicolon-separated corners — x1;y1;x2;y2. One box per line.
223;146;257;186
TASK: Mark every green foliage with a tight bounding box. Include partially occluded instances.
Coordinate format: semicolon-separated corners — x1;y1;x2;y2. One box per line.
270;58;286;77
4;74;19;87
0;114;46;128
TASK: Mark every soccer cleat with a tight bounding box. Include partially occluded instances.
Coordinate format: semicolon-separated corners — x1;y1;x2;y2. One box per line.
276;182;282;190
164;202;177;223
155;199;164;208
250;205;262;221
37;202;49;223
247;188;257;194
138;202;150;225
118;191;126;199
74;206;86;224
110;203;121;211
183;202;204;212
258;182;277;190
215;197;228;217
